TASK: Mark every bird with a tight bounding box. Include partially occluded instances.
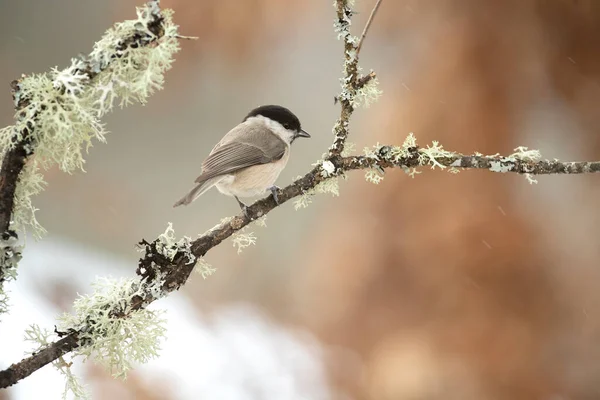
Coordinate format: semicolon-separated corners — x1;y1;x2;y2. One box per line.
173;105;310;214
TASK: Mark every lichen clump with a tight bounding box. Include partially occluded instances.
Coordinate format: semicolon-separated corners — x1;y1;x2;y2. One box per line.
0;3;181;237
353;75;382;108
57;277;167;379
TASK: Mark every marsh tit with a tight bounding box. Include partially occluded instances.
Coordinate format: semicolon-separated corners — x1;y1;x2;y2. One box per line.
173;105;310;213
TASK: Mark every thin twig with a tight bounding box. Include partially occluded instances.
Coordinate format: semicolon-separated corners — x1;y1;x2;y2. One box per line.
356;0;384;56
329;0;360;157
329;0;382;157
3;0;600;391
356;71;377;89
0;2;166;236
0;0;170;310
175;35;198;40
0;334;79;388
2;146;600;388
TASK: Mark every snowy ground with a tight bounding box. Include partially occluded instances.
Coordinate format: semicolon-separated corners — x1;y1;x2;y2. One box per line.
0;238;330;400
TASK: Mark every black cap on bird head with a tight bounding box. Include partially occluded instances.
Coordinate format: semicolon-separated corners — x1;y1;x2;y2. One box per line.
244;105;310;139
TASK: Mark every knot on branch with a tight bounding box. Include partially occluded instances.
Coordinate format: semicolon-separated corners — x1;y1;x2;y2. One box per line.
137;224;197;293
0;0;182;241
378;144;420;165
356;71;377;89
137;238;194;288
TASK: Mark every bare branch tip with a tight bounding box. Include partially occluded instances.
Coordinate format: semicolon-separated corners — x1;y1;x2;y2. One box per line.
356;0;384;55
175;34;199;40
356;71;377;88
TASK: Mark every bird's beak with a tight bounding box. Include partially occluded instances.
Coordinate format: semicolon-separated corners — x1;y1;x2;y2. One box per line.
297;129;311;138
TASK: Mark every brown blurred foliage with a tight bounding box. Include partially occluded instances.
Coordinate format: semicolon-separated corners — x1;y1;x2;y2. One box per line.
4;0;600;398
287;1;600;399
118;0;312;64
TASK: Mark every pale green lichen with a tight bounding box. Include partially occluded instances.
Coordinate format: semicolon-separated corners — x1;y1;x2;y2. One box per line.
253;215;268;228
155;223;195;264
524;174;538;184
367;133;445;172
365;169;384;184
418;140;455;170
333;0;355;42
317;177;340;197
294;177;340;210
362;134;460;179
231;229;257;254
294;192;313;211
332;0;356;8
25;323;53;355
0;3;181;237
0;239;21;281
489;161;513;173
404;167;422;178
353;76;382;108
89;8;180;109
0;293;8;317
510;146;541;162
219;216;234;225
346;47;358;62
0;238;22;315
364;133;417;161
156;222;180;260
228;215;268;254
195;258;217;279
299;148;344;210
57;276;167;379
143;224;195;288
402;132;417;151
341;141;356;157
293;193;313;210
25;325;90;399
8;71;107;173
363;142;382;159
12;161;47;238
55;357;89;400
500;146;542;185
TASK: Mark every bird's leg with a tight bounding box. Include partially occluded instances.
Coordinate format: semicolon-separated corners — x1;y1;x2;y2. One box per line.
234;196;251;219
268;185;280;205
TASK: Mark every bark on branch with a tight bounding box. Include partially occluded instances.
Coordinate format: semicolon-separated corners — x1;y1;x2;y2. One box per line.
3;144;600;388
2;0;600;391
0;0;168;312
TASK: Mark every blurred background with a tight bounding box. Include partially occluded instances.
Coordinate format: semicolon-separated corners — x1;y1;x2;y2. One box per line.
1;0;600;399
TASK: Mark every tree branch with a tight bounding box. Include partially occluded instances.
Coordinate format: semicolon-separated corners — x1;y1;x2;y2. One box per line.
2;144;600;388
329;0;359;157
0;334;79;388
0;0;174;310
0;2;165;235
1;0;600;392
356;0;384;55
329;0;383;157
0;82;33;237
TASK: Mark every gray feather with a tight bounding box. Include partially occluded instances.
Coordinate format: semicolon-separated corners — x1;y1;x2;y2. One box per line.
195;123;287;183
174;119;288;207
173;177;222;207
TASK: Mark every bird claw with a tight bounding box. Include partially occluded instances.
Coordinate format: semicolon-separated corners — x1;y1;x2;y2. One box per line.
268;186;280;205
235;196;251;219
241;206;250;219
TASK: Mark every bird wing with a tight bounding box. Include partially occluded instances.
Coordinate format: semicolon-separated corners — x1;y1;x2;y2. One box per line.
195;124;287;183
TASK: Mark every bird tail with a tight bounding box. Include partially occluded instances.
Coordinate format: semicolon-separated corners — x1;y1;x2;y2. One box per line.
173;176;219;207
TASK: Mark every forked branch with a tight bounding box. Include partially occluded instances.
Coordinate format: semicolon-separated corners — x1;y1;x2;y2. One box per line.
2;0;600;392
